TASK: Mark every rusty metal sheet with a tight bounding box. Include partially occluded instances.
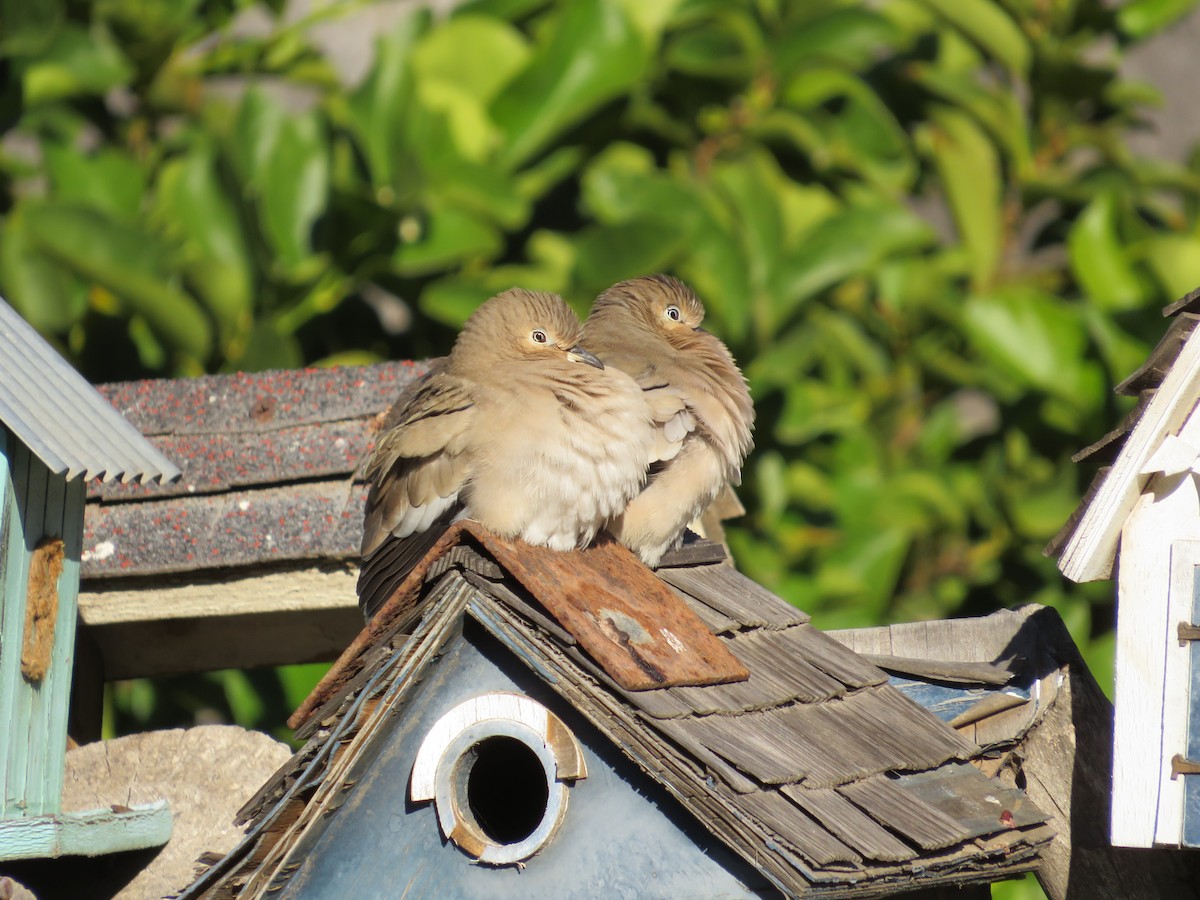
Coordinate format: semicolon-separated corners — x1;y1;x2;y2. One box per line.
464;523;749;691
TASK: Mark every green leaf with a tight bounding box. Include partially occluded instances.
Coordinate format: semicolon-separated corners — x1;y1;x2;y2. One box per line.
393;207;502;276
412;14;530;103
229;87;288;190
962;286;1093;402
665;6;763;80
419;278;493;328
1143;234;1200;301
0;207;87;331
773;8;903;73
43;143;145;220
491;0;646;169
1068;192;1147;312
260;112;330;273
572;219;689;295
24;203;212;359
913;0;1031;73
1118;0;1200;38
346;15;427;199
154;146;254;338
22;24;133;103
923;106;1002;288
909;64;1031;177
770;205;935;320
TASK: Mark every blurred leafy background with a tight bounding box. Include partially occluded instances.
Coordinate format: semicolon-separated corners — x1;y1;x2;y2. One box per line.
5;0;1200;893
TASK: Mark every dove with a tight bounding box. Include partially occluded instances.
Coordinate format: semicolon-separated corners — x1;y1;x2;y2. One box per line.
357;288;655;618
582;274;754;566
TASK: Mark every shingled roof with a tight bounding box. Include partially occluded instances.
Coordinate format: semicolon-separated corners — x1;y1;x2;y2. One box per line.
82;361;425;579
185;522;1051;899
1049;286;1200;581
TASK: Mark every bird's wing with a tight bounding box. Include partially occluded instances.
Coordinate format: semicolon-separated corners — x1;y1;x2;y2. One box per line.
360;371;475;559
608;356;697;465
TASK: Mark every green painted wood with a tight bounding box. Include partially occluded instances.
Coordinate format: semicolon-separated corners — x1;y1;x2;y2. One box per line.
41;475;83;816
0;430;33;818
0;801;172;861
9;441;43;817
0;427;14;815
0;430;82;820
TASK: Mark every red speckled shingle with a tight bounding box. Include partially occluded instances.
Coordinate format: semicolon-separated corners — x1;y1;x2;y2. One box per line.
82;361;426;579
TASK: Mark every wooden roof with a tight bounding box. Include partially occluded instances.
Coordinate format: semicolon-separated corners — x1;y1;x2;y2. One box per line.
81;361;425;580
1049;290;1200;581
185;530;1052;898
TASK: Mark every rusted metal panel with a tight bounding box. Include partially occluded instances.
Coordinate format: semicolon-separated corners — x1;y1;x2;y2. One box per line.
82;481;365;578
0;298;180;485
466;525;750;692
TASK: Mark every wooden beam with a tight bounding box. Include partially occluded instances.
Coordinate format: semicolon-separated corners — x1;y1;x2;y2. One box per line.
0;802;172;861
78;563;358;626
77;565;362;679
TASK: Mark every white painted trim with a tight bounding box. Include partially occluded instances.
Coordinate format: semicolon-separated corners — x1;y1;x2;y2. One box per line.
1060;326;1200;583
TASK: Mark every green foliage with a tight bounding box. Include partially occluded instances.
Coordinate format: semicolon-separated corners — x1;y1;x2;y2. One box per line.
6;2;1200;813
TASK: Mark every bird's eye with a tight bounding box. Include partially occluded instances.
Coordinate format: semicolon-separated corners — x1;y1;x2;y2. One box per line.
666;305;682;322
531;329;548;344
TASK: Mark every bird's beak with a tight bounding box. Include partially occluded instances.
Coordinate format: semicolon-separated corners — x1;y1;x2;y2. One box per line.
566;345;605;369
693;325;710;335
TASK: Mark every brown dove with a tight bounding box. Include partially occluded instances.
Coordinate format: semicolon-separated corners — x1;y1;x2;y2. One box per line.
357;288;655;618
582;274;754;566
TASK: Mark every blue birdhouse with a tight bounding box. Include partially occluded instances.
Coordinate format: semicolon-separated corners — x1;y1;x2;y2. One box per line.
0;297;181;861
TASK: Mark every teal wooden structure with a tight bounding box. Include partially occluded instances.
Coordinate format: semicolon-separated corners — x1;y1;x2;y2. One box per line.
0;297;180;861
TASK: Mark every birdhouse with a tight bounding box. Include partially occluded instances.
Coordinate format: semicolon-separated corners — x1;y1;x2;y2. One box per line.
0;298;180;861
1052;286;1200;849
184;521;1053;898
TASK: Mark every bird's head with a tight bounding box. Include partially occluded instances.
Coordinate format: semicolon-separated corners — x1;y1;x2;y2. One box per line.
591;274;708;348
453;288;603;370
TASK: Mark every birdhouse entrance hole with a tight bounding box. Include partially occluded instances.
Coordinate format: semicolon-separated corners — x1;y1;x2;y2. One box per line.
410;693;588;865
463;735;549;844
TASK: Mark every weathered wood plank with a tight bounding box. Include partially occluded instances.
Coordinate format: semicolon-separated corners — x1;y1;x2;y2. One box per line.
838;775;972;850
858;654;1013;686
1012;605;1200;900
668;627;847;713
80;563;359;626
734;789;863;867
780;784;915;862
785;625;889;689
0;802;172;861
677;686;973;789
657;563;809;629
